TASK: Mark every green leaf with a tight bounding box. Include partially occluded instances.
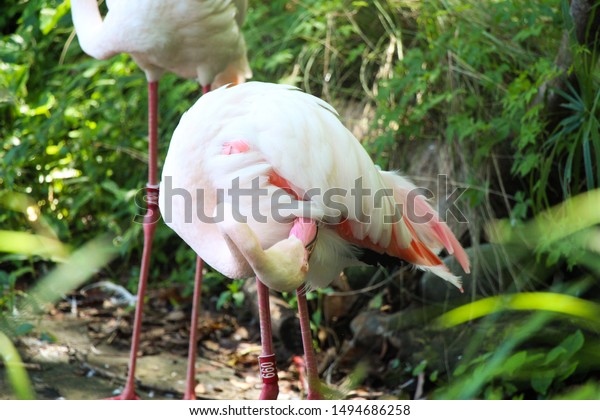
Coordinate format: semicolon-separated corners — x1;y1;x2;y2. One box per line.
582;122;595;189
216;291;231;310
557;361;579;382
39;1;70;35
555;381;600;399
531;371;554;395
40;331;56;343
232;291;244;307
504;351;528;376
0;332;35;399
312;308;322;327
453;363;468;377
413;360;428;376
545;346;567;365
368;292;383;309
15;323;34;336
559;330;585;358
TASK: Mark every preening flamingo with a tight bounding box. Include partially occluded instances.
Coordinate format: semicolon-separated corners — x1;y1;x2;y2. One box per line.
70;0;251;400
160;82;471;399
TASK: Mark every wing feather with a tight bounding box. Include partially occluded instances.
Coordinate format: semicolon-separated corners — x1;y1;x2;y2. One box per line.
177;82;469;285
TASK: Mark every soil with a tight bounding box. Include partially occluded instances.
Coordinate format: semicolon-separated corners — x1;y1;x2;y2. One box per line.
0;283;383;400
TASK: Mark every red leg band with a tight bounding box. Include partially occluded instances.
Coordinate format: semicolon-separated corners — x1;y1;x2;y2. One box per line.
258;354;279;385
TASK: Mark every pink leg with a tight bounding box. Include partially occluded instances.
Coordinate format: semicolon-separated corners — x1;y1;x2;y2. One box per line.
290;218;323;399
108;81;160;400
256;277;279;400
180;83;212;400
296;289;323;399
183;256;203;400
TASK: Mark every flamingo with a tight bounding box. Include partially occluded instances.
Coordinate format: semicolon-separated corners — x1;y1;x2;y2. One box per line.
159;82;471;399
70;0;252;400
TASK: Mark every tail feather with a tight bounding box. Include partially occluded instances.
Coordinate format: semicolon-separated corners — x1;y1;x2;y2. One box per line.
378;171;470;288
415;264;464;292
412;192;471;273
335;220;445;269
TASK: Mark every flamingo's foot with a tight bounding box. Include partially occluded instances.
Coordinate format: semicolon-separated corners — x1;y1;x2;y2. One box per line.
105;386;141;400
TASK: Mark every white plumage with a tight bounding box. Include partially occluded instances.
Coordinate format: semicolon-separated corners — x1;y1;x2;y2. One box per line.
160;82;470;293
71;0;251;86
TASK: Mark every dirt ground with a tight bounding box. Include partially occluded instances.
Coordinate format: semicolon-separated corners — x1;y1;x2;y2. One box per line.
0;283;384;400
6;321;298;399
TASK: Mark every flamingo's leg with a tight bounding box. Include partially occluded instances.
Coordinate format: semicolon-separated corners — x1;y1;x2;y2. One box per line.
108;81;160;400
256;277;280;400
183;256;203;400
296;288;323;399
290;217;323;400
181;83;212;400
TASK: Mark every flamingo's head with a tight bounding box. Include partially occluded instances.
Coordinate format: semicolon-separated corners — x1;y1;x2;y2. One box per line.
260;236;309;293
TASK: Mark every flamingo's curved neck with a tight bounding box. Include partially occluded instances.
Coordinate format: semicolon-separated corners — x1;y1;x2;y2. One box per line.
71;0;113;59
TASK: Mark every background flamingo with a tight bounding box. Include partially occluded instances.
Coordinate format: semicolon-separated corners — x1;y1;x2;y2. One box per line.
70;0;251;400
160;82;470;399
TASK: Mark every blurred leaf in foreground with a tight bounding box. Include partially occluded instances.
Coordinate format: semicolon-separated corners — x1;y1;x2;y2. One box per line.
488;189;600;272
18;235;117;315
0;230;70;262
0;331;35;400
434;190;600;399
1;235;117;399
434;292;600;330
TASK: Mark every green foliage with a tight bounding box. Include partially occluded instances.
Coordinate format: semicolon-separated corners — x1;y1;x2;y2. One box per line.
434;313;596;399
511;0;600;210
371;0;562;171
431;191;600;399
1;0;203;293
245;0;377;94
216;278;245;310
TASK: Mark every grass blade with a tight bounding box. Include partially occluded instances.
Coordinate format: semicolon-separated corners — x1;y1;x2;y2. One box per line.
0;331;35;399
